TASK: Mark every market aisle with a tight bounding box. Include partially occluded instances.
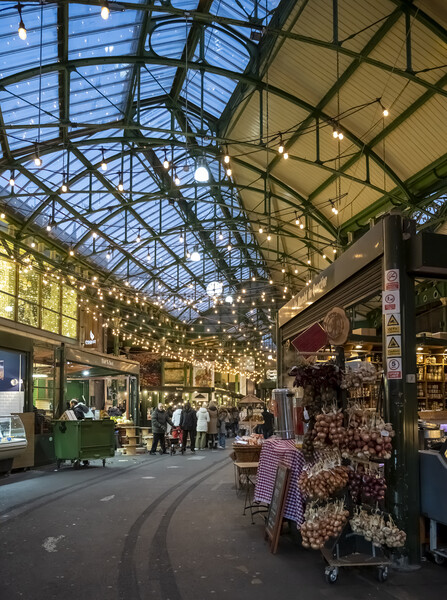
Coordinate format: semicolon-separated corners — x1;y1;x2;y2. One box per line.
1;452;447;600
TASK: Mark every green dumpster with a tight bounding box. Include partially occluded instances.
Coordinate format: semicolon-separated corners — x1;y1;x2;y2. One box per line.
52;419;115;469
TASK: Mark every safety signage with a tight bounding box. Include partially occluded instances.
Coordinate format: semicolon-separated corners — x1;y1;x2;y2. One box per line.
386;335;402;357
383;291;400;313
385;269;400;291
385;313;401;335
387;357;402;379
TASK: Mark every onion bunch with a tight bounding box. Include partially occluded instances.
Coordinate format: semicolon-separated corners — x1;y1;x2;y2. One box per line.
350;508;406;548
348;464;386;504
299;453;349;500
313;410;346;448
341;409;395;460
301;500;349;550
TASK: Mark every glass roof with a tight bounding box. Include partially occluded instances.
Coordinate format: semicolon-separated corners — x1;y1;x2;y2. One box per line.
0;0;282;338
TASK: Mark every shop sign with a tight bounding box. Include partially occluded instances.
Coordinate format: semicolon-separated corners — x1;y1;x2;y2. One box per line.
84;330;97;347
266;369;277;380
386;335;402;358
385;313;401;335
387;357;402;379
382;291;400;313
384;269;400;291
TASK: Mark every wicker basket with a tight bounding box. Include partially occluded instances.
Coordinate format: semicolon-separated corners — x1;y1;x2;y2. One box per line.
232;444;262;462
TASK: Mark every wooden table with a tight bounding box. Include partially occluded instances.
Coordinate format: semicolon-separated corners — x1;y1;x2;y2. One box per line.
234;461;259;491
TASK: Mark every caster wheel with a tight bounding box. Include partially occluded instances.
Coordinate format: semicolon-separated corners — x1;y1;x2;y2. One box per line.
377;567;388;582
434;554;445;565
324;567;338;584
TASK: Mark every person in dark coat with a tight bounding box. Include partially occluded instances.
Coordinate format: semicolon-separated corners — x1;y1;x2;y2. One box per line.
150;403;174;454
180;402;197;453
261;408;274;439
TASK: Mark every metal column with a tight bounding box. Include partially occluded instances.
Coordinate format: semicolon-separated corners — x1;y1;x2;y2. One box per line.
383;214;420;564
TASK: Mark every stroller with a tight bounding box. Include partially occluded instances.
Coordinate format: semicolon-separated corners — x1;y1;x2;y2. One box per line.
167;426;183;455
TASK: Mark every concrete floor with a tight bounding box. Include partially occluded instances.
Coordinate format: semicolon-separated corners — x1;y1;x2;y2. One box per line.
1;449;447;600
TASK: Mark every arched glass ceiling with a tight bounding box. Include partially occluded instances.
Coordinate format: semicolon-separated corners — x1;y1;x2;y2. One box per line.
1;0;447;338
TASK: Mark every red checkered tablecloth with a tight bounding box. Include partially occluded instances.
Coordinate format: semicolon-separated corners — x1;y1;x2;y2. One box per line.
254;438;305;524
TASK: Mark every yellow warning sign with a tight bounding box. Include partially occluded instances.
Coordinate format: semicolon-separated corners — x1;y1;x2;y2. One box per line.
386;335;402;357
386;313;401;335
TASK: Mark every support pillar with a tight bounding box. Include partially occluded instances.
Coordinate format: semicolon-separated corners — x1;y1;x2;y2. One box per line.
383;214;420;564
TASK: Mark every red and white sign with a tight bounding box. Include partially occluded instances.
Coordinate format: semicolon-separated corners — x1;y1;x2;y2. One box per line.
385;269;400;291
383;291;400;313
387;357;402;379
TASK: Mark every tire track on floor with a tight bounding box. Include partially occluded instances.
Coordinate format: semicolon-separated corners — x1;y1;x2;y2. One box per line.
117;455;230;600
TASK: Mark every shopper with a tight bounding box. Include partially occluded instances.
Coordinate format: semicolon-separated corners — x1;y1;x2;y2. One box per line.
196;403;210;449
172;404;183;427
180;402;197;453
261;406;275;439
207;400;219;449
217;406;229;449
70;399;94;420
150;403;173;455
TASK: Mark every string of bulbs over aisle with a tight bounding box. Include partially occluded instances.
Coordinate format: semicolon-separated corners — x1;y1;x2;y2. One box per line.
3;0;409;377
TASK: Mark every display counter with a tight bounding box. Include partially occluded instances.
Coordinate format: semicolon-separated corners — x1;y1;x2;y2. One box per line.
0;415;27;473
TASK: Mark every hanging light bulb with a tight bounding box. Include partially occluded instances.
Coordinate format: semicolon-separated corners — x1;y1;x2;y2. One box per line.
295;213;300;226
278;135;284;154
382;108;389;117
300;222;304;229
332;127;339;139
146;248;151;262
61;172;68;193
338;132;344;140
227;243;232;251
9;171;15;187
136;228;141;243
283;152;289;160
259;226;263;234
322;253;326;259
174;172;181;186
218;231;223;241
69;248;75;256
163;151;170;169
223;148;230;164
226;167;232;177
118;172;124;191
100;148;107;171
34;145;42;167
179;232;184;243
332;205;338;215
101;2;110;20
194;157;209;183
267;233;271;241
307;259;311;265
190;246;201;262
46;220;52;232
17;4;27;40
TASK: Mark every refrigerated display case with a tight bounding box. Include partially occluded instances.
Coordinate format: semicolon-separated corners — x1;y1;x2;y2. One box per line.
0;414;27;473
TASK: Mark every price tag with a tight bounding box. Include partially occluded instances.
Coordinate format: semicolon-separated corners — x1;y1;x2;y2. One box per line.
381;430;390;437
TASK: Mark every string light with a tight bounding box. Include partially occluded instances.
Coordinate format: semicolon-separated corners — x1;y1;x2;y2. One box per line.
34;145;42;167
295;212;300;226
146;248;151;262
101;2;110;20
17;3;26;40
9;171;15;187
100;148;107;171
163;151;170;169
267;233;271;241
136;228;141;243
174;172;181;186
259;226;263;234
179;231;184;243
226;167;232;177
283;152;289;160
278;135;284;154
118;172;124;192
223;147;230;164
61;173;68;193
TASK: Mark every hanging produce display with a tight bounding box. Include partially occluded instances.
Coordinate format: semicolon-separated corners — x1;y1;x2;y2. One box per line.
289;350;405;578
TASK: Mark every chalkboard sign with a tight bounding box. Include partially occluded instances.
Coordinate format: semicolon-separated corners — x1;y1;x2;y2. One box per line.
265;463;291;554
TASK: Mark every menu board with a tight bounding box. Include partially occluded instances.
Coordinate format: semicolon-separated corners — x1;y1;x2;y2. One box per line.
264;463;291;554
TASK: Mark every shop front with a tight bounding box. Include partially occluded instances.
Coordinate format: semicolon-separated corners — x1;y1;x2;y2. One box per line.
61;346;140;423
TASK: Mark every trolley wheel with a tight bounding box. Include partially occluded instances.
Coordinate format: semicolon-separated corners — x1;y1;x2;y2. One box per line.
73;460;81;470
434;554;445;565
324;567;338;584
102;459;106;467
377;566;388;582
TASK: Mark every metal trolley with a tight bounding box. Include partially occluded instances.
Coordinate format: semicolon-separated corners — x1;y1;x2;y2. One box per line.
53;419;115;469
